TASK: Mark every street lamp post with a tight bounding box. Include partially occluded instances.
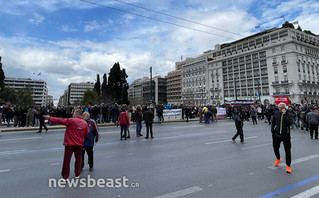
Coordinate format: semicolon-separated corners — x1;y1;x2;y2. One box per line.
150;67;152;104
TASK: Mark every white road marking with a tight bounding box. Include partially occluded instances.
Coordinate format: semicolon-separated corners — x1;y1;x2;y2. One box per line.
153;186;203;198
205;136;258;145
13;167;28;171
173;125;201;129
99;131;119;134
290;185;319;198
0;150;27;154
268;155;319;169
241;143;272;150
0;137;42;142
0;169;11;173
105;156;114;159
50;163;61;166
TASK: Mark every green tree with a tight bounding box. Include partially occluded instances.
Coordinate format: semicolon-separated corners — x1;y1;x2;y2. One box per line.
81;89;98;106
282;21;294;29
1;87;34;106
17;87;35;106
297;25;302;31
0;56;5;93
101;73;112;104
94;74;101;97
108;62;129;104
1;87;18;104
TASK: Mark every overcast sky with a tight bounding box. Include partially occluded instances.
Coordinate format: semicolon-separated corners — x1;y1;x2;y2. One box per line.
1;0;319;102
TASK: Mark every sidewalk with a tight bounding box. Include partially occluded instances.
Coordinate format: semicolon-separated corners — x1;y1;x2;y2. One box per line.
0;119;201;133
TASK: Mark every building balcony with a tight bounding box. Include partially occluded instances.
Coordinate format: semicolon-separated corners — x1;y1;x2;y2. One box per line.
298;80;306;85
272;62;278;66
271;81;280;86
280;80;293;85
281;60;288;65
210;95;220;99
273;92;293;96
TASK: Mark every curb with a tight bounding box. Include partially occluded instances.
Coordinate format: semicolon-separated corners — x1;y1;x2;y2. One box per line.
0;119;201;133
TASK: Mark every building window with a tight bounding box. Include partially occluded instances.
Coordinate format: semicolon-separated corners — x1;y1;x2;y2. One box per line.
281;45;285;52
275;76;279;82
298;64;300;72
283;65;287;73
285;88;289;94
273;57;277;64
282;56;286;61
284;75;288;82
299;74;301;80
274;67;278;74
272;48;276;54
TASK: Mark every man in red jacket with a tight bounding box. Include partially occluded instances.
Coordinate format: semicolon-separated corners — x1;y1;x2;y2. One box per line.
45;109;89;180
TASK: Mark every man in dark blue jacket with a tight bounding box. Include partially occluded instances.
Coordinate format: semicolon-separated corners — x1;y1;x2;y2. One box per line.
232;111;244;143
82;112;99;171
271;103;294;174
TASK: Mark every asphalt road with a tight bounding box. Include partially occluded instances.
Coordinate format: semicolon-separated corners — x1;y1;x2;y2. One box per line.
0;119;319;198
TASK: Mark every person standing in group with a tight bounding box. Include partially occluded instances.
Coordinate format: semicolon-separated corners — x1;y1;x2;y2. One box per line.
26;107;35;127
271;103;294;174
306;108;319;139
117;106;130;140
44;109;89;180
232;111;244;143
82;112;99;171
185;106;191;122
211;106;218;122
37;107;48;133
143;107;154;139
250;106;258;125
204;108;212;124
134;105;143;137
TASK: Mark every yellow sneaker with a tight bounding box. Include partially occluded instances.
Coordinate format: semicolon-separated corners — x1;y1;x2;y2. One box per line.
286;166;292;174
274;158;282;167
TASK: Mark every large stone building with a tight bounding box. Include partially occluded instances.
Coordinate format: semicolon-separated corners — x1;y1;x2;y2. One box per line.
4;77;48;106
207;27;319;105
129;76;167;105
180;52;213;106
166;62;183;105
128;77;149;105
67;82;95;105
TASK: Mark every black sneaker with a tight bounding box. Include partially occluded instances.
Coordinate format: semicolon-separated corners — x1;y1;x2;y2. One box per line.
127;136;130;138
89;167;94;172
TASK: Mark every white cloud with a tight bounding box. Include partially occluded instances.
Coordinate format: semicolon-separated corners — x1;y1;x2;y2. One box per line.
84;20;111;32
61;25;78;32
28;12;45;24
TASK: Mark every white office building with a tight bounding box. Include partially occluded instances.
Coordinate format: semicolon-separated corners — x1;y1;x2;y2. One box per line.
207;27;319;105
67;82;95;105
4;77;48;106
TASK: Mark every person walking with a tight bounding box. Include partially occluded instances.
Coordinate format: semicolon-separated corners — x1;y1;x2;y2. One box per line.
250;106;258;125
306;108;319;139
44;109;89;180
232;111;244;143
82;112;99;171
117;107;130;140
143;107;154;139
37;107;48;133
271;103;294;174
